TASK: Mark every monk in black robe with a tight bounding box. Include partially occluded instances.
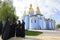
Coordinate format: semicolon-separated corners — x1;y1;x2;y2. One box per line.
21;20;25;38
2;17;10;40
10;17;17;37
16;20;21;37
0;20;3;35
8;21;13;39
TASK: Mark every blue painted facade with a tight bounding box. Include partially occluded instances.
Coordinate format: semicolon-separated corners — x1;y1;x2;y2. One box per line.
46;19;50;30
22;4;56;30
24;15;29;29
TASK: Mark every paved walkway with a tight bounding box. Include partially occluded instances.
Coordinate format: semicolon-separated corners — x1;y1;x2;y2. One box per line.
0;36;39;40
30;30;60;40
0;30;60;40
8;36;39;40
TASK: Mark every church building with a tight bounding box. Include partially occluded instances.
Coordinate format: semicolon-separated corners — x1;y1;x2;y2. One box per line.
22;4;56;30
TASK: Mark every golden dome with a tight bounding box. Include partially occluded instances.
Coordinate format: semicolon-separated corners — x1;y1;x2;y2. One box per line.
36;6;40;11
29;4;33;11
30;4;32;8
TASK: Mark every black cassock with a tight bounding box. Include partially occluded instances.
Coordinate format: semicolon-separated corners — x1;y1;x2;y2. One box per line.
8;23;13;39
0;21;3;35
21;20;25;37
2;19;10;40
16;21;21;37
11;22;17;37
7;21;17;39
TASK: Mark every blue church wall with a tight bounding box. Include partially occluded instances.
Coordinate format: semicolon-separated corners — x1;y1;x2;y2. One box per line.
29;17;33;29
22;15;56;30
50;21;52;29
43;20;46;29
41;16;46;30
29;17;34;29
39;18;43;30
22;16;56;30
41;17;46;30
52;21;55;29
52;22;54;29
39;16;44;30
29;11;34;16
34;18;38;30
29;17;37;29
29;15;45;30
52;21;55;30
36;17;40;30
46;20;50;30
54;22;56;29
24;15;29;29
51;21;54;30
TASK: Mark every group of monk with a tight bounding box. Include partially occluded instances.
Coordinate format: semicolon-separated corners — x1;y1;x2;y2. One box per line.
0;17;25;40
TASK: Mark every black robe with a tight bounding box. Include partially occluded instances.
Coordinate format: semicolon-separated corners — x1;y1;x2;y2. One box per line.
2;20;10;40
10;22;17;37
16;21;21;37
8;23;13;39
0;21;3;35
21;21;25;37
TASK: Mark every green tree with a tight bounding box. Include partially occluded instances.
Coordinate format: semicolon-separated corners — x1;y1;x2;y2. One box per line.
0;2;18;21
56;24;60;28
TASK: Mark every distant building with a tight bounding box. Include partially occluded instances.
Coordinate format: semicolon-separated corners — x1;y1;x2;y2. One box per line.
22;4;56;30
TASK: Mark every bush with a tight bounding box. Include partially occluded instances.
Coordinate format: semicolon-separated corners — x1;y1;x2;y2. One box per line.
56;24;60;28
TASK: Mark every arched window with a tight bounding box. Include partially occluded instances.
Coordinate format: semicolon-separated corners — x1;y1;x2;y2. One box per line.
35;20;36;23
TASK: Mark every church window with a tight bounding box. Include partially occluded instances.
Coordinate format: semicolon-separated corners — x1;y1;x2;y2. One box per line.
35;20;36;23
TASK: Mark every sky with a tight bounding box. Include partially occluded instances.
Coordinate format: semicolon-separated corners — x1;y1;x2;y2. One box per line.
13;0;60;24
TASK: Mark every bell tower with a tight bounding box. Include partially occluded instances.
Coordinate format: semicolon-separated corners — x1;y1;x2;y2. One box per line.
29;4;34;16
36;6;40;15
36;6;43;16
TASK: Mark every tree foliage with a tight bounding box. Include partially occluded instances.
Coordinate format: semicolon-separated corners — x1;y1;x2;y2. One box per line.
56;24;60;28
0;2;18;21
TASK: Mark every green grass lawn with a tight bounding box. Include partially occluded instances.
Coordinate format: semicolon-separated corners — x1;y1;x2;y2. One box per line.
25;30;43;36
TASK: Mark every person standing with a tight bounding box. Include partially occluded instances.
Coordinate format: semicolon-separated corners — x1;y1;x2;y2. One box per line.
21;20;25;38
10;17;17;37
8;21;13;39
0;20;3;35
16;20;22;37
2;17;11;40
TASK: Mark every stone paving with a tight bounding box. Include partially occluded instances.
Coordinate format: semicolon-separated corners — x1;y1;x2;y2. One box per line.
0;30;60;40
33;30;60;40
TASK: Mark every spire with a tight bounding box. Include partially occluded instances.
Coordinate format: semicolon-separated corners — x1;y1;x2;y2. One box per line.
36;6;40;11
29;4;33;11
24;10;26;15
